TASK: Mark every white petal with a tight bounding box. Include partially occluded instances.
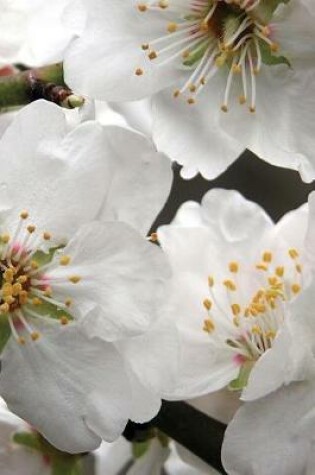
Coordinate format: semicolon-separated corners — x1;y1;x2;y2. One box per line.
99;126;172;235
0;101;111;240
64;0;180;101
222;382;315;475
47;221;171;341
0;325;131;453
152;86;245;180
95;438;132;475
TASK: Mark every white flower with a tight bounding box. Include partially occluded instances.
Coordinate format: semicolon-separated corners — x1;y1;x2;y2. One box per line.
0;400;50;475
0;0;85;66
222;380;315;475
64;0;315;181
157;188;315;401
95;437;212;474
0;100;174;453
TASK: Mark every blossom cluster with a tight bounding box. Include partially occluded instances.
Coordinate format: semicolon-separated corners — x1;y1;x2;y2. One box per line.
0;0;314;474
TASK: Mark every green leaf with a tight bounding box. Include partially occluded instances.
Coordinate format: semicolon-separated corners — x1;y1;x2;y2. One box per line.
132;440;151;459
229;361;254;391
259;40;291;68
0;315;11;353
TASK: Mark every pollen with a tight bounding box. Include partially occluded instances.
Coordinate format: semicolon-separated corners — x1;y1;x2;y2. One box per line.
289;248;299;259
262;251;272;263
31;332;40;341
291;284;301;294
43;232;51;240
231;303;241;316
167;22;177;33
137;4;147;12
229;262;239;273
135;68;144;76
27;225;36;234
203;298;212;311
69;275;81;284
60;255;71;266
60;316;69;326
223;279;236;291
203;318;215;333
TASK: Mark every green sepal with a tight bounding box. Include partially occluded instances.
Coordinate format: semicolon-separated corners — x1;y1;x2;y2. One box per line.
254;0;290;23
228;361;254;391
183;40;209;67
132;440;151;459
51;457;82;475
12;432;42;452
259;40;291;68
0;314;11;353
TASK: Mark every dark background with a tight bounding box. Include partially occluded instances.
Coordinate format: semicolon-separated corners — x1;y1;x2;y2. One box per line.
156;150;315;227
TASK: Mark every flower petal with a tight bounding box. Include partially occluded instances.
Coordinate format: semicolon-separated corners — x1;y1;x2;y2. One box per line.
0;325;131;453
47;221;171;340
99;126;172;235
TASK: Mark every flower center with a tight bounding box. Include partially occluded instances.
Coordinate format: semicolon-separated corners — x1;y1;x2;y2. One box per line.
0;211;81;347
202;248;302;387
136;0;288;112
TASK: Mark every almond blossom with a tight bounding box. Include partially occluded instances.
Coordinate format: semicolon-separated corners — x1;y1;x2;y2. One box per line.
65;0;315;181
157;188;314;401
0;99;175;454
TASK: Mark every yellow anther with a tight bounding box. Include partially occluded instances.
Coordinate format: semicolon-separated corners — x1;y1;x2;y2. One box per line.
149;232;158;242
60;255;71;266
270;42;279;52
2;283;13;297
60;316;69;326
203;318;215;333
266;331;276;340
256;263;268;271
43;232;51;241
31;261;39;270
296;264;302;273
17;275;27;284
32;297;42;306
27;225;36;234
252;303;266;313
289;248;299;259
249;106;256;113
4;296;15;305
223;280;236;291
262;251;272;263
69;275;81;284
221;105;228;113
4;268;14;283
275;266;284;277
137;3;147;12
182;50;190;59
20;210;29;220
189;84;197;93
141;43;149;50
291;284;301;294
167;22;177;33
65;298;73;307
252;325;262;335
12;283;22;296
159;0;168;8
135;68;144;76
0;303;9;314
231;303;241;316
203;298;212;311
268;276;278;286
19;291;28;305
208;276;214;287
173;90;180;98
148;50;157;60
229;262;239;273
200;77;206;86
187;98;195;105
31;332;40;341
1;234;10;244
18;337;26;345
